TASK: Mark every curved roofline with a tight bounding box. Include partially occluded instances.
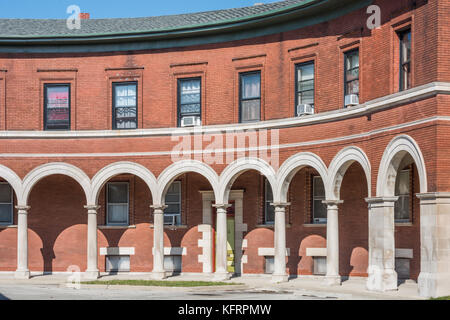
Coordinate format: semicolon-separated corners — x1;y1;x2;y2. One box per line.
1;0;318;40
0;0;372;53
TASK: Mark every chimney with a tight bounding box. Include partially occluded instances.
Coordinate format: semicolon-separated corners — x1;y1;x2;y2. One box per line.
79;13;90;20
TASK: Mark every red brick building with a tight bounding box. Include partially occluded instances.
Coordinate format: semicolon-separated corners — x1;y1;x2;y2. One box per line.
0;0;448;298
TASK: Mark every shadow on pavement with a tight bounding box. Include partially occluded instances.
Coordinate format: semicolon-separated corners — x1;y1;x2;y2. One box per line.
0;292;10;300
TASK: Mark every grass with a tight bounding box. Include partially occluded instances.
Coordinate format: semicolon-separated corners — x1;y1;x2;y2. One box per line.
82;280;242;287
430;296;450;301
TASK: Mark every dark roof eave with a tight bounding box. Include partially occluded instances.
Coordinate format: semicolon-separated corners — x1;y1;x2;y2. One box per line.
0;0;360;46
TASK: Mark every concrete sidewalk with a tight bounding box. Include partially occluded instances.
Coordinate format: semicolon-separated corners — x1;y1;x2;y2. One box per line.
0;272;423;300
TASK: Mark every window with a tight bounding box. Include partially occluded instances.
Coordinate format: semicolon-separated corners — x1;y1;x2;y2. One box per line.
178;78;201;127
106;182;129;226
313;257;327;275
312;176;326;224
0;183;13;225
264;179;274;225
113;82;137;130
106;255;130;273
344;49;360;99
395;169;411;223
264;256;274;274
240;71;261;123
44;84;70;130
295;62;315;111
164;181;181;226
399;29;411;91
164;255;182;273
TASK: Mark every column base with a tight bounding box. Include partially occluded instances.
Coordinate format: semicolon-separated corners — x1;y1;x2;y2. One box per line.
214;271;232;281
418;272;450;298
323;275;342;286
151;271;168;280
366;268;398;292
14;269;30;280
84;269;100;280
271;273;289;283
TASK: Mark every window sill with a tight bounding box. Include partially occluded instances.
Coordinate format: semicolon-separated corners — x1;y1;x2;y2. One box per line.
0;225;17;229
255;224;292;229
98;225;136;230
395;222;413;227
149;224;188;230
303;223;327;228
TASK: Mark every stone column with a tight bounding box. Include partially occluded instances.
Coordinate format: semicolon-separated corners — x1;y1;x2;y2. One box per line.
365;197;398;292
201;198;213;274
322;200;344;286
271;203;290;283
213;204;232;281
84;205;100;280
151;205;167;280
15;206;30;279
416;193;450;298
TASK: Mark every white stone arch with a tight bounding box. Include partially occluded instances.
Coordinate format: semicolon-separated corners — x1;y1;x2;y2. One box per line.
327;146;371;200
376;135;427;197
157;160;220;205
0;165;23;203
21;163;92;206
91;161;158;205
275;152;328;203
218;157;277;205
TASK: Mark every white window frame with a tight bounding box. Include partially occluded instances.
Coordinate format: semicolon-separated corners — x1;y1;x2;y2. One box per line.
0;182;13;225
312;176;326;224
264;179;274;225
106;182;129;226
164;181;181;226
395;169;411;223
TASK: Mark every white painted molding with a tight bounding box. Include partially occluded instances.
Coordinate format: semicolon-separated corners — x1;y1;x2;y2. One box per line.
306;248;327;257
0;82;445;139
157;160;220;205
257;247;290;256
0;165;22;202
90;161;158;205
275;152;328;203
100;247;135;256
376;135;427;197
20;162;92;205
218;157;277;205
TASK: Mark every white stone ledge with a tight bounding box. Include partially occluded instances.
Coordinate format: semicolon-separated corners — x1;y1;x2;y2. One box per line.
396;249;413;259
0;82;446;140
306;248;327;257
100;247;135;256
152;247;187;256
257;247;290;256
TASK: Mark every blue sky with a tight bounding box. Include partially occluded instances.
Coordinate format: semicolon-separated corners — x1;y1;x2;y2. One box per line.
0;0;276;19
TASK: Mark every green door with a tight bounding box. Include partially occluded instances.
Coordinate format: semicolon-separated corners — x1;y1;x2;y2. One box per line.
226;217;235;273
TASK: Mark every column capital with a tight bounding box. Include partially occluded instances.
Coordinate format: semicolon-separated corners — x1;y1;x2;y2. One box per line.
212;204;232;210
416;192;450;204
322;200;344;207
84;205;100;212
15;205;30;213
270;202;291;208
365;197;398;208
151;204;168;212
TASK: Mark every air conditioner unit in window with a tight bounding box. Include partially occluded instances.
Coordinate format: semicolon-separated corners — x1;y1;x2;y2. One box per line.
296;104;314;117
180;116;201;127
344;94;359;107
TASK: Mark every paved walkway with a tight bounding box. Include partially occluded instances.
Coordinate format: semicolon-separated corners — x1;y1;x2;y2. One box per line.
0;273;423;300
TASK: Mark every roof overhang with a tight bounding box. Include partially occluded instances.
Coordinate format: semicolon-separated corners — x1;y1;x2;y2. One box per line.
0;0;372;53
